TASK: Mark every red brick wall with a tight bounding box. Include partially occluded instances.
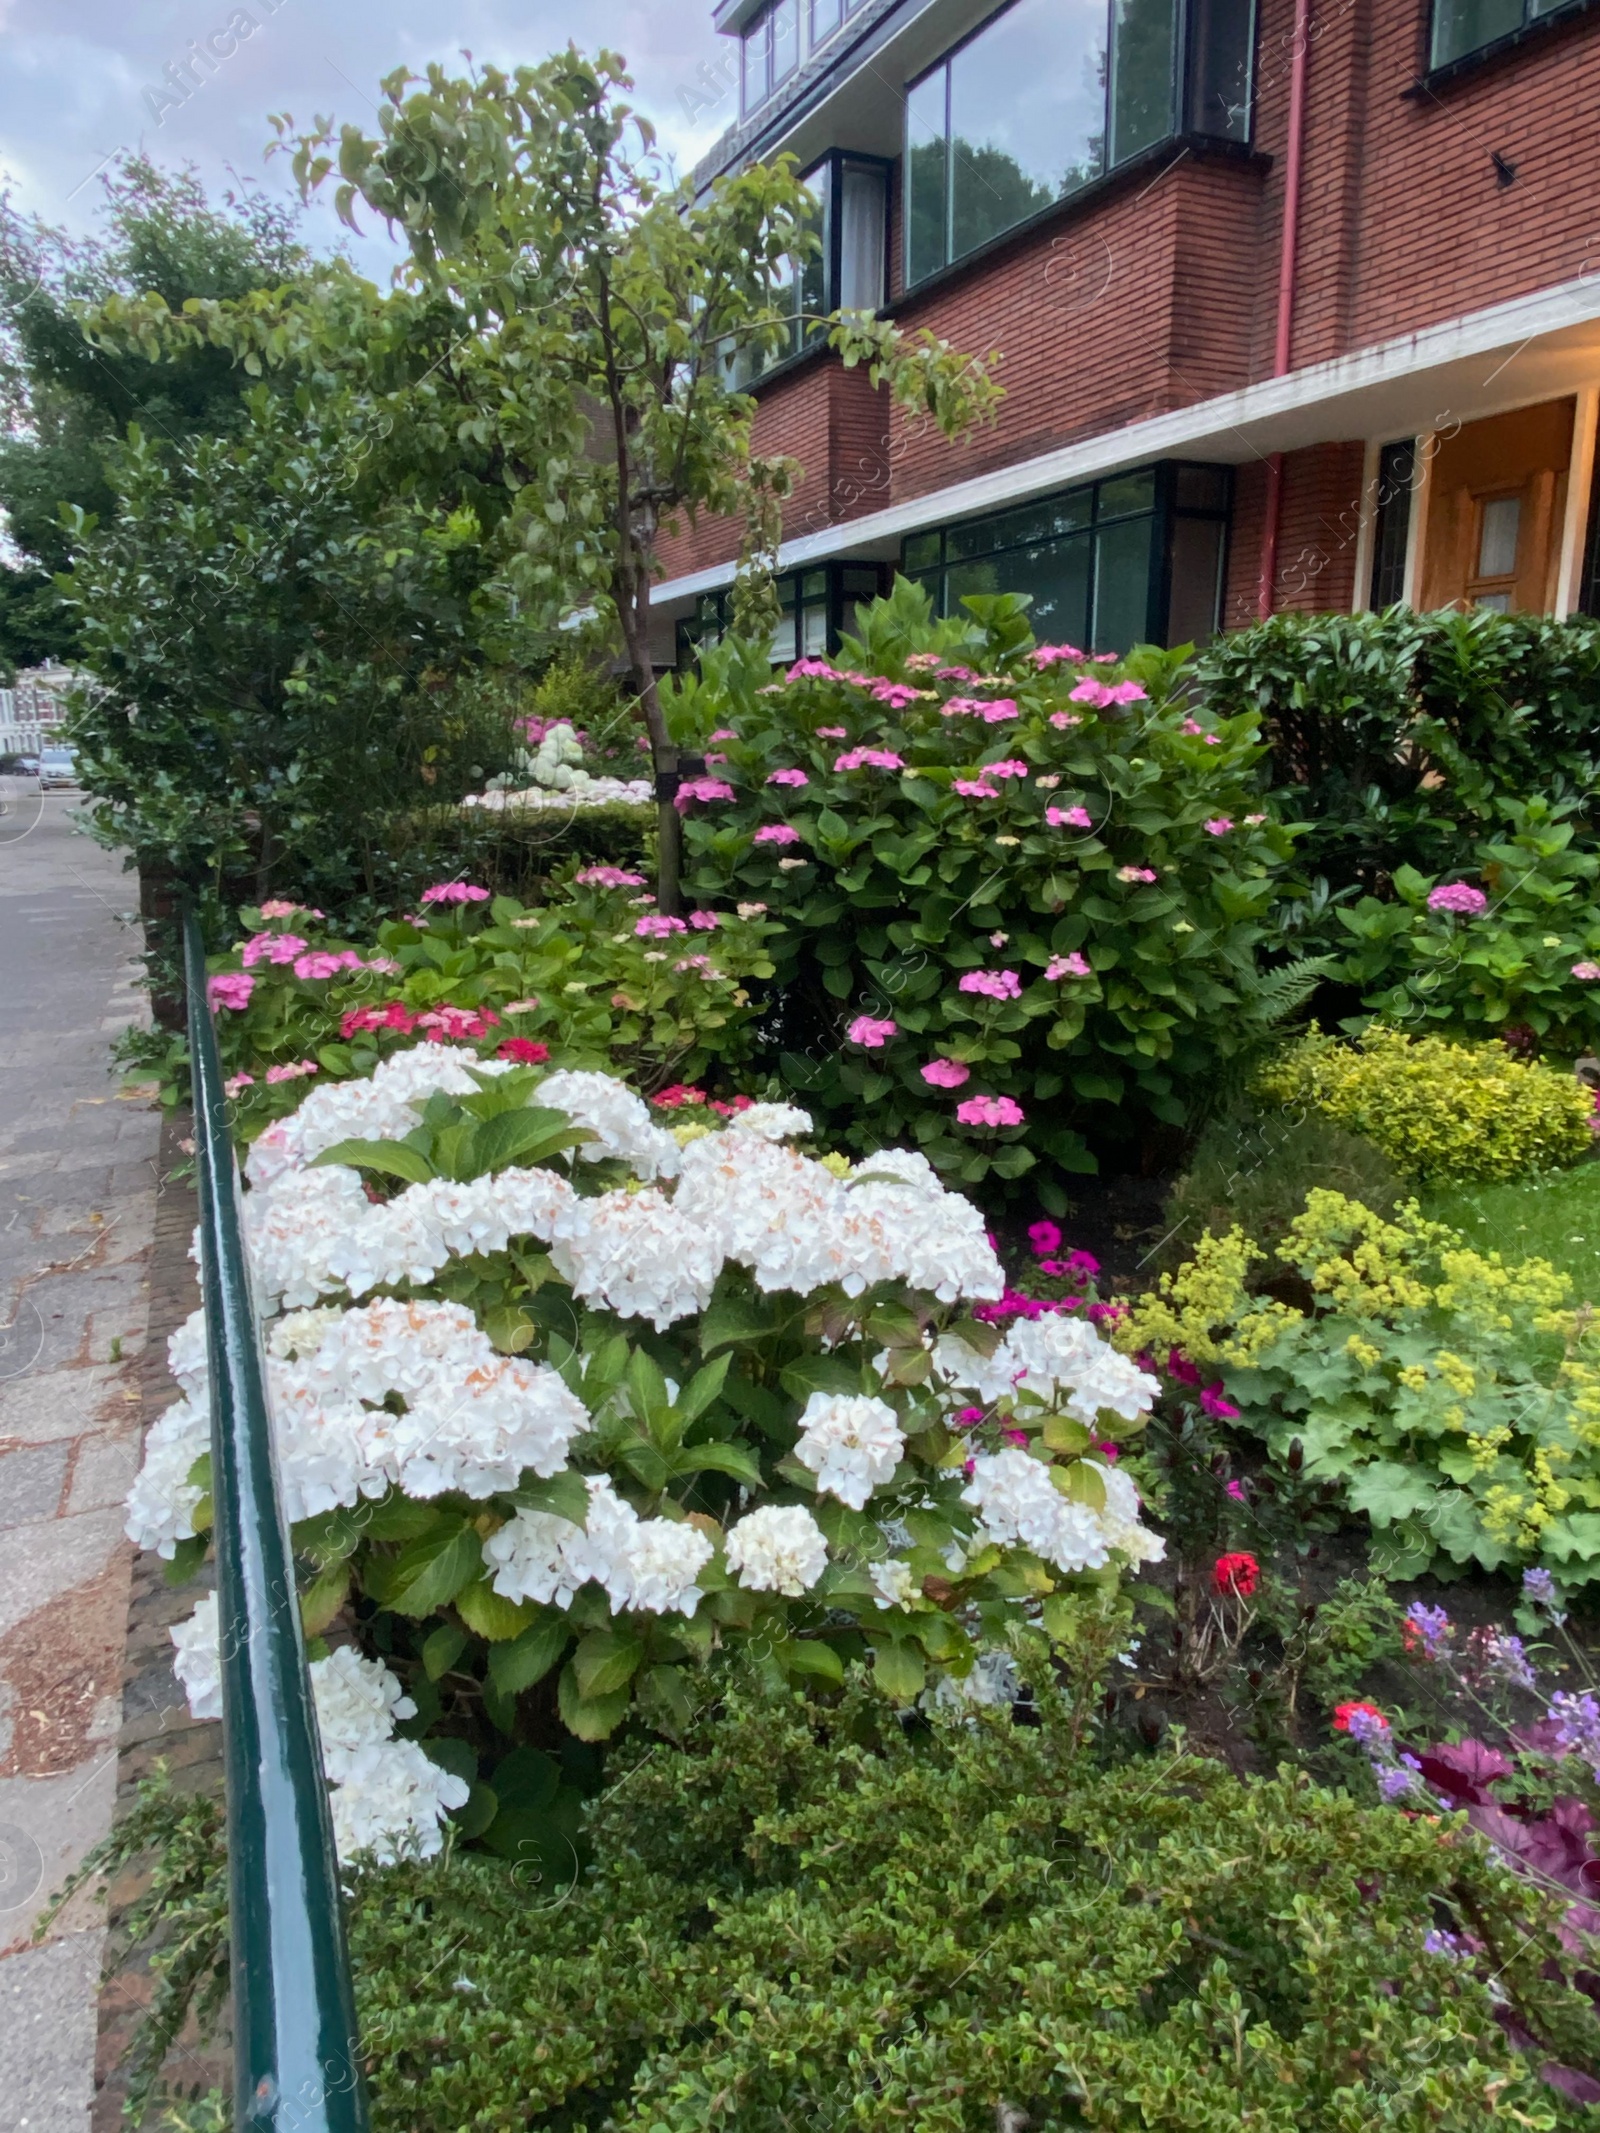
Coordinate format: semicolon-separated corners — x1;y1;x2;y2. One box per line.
1223;440;1365;625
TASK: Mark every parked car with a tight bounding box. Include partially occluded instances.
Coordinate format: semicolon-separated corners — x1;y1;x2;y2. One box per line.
0;751;40;775
38;744;78;789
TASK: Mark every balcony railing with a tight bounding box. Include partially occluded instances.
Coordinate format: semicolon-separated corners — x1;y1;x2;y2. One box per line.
182;907;371;2133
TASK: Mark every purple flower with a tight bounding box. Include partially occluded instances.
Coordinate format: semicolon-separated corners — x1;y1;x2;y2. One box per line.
1402;1602;1452;1663
1344;1705;1391;1750
1377;1756;1426;1802
1483;1631;1537;1692
1550;1690;1600;1771
1427;881;1488;917
1522;1566;1566;1620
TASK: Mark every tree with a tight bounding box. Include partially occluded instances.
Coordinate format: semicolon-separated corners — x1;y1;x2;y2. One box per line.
101;51;1002;909
0;154;314;670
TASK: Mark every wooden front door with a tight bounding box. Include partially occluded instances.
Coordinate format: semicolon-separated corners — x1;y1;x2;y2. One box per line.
1418;398;1575;614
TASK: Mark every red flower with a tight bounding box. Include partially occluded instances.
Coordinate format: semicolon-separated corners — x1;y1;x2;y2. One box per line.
1332;1701;1389;1735
651;1083;708;1109
1212;1551;1259;1598
497;1038;550;1065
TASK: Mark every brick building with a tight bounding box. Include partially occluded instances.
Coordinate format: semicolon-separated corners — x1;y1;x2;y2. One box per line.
653;0;1600;663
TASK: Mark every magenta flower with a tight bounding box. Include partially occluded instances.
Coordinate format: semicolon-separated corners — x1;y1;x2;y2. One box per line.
921;1057;971;1089
292;949;366;981
787;658;844;681
767;768;809;787
1046;805;1092;829
754;824;802;846
869;680;923;709
1031;644;1087;666
1203;816;1234;837
834;747;905;772
941;696;1018;723
1198;1384;1240;1420
1118;865;1158;884
207;971;255;1012
636;914;689;937
1105;680;1148;704
816;725;849;738
956;1094;1025;1128
575;865;648;887
1048;711;1083;731
420;882;491;904
240;931;307;967
954;1405;985;1427
1028;1219;1062;1256
985;759;1029;780
1069;679;1114;707
675;777;736;813
264;1059;319;1084
848;1014;899;1048
1427;882;1488;916
1044;952;1091;980
953;778;1001;799
688;910;721;931
958;969;1022;1001
936;664;982;683
1573;961;1600;980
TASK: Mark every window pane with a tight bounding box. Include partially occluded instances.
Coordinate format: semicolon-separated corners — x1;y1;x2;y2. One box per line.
801;570;828;598
1097;469;1157;519
903;531;941;573
839;566;882;599
798;163;829;326
905;69;950;284
944;558;1005;613
1186;0;1255;139
742;19;770;110
810;0;843;44
771;0;800;84
949;0;1109;259
800;602;829;656
837;162;887;311
1478;494;1521;576
1174;463;1230;512
1109;0;1177;165
1092;515;1155;650
1430;0;1524;66
1014;534;1093;644
1369;441;1415;609
1166;516;1224;648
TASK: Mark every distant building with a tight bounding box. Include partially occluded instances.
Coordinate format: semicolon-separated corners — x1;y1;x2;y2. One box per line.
655;0;1600;663
0;663;76;753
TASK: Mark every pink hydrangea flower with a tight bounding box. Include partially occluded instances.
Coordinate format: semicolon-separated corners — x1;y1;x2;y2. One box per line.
1106;680;1148;703
1032;644;1087;666
637;914;690;937
985;759;1029;780
941;696;1018;723
674;955;713;974
816;725;849;738
1048;711;1083;730
958;969;1022;1001
675;777;736;813
264;1059;319;1084
787;658;844;681
956;1094;1025;1128
1118;866;1158;884
953;778;1000;799
848;1014;899;1048
207;972;256;1012
767;768;809;787
1045;952;1091;980
834;747;905;772
257;899;322;919
904;652;943;671
420;882;490;904
1428;882;1488;916
1245;812;1268;825
1203;817;1234;836
710;728;738;741
869;680;923;710
1180;718;1204;735
223;1072;255;1097
921;1057;971;1088
754;824;802;846
292;949;367;981
936;664;983;683
1047;805;1092;829
239;932;306;967
575;865;647;887
1069;679;1114;707
688;910;721;930
503;997;541;1014
1573;962;1600;981
706;752;728;765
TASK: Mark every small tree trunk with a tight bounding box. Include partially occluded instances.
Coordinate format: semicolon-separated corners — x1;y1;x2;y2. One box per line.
618;560;682;915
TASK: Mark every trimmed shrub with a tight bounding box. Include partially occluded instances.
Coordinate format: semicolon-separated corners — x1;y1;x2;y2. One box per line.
1257;1025;1594;1183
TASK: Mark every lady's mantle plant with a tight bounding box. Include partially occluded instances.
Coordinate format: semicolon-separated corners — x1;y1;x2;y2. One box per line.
1117;1189;1600;1585
130;1044;1165;1862
676;581;1298;1189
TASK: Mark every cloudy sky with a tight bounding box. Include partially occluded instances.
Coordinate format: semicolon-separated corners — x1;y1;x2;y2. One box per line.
0;0;735;272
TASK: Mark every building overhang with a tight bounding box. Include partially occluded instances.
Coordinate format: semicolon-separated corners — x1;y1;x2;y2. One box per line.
651;273;1600;617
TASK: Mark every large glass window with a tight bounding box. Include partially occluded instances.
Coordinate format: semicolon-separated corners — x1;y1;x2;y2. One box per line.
1430;0;1576;68
1368;441;1416;609
905;0;1256;286
727;152;889;387
676;563;890;668
742;0;860;116
901;462;1231;652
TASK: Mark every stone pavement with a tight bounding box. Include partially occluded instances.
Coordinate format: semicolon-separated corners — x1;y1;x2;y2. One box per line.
0;782;162;2132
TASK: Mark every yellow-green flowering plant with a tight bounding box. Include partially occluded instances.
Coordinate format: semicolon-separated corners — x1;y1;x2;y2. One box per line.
1116;1189;1600;1584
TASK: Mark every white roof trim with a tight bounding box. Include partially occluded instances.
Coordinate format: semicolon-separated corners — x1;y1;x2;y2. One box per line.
653;273;1600;606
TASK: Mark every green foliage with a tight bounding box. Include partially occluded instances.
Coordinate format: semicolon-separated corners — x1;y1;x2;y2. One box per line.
1196;606;1600;895
1162;1099;1404;1263
678;581;1299;1191
1119;1190;1600;1585
1424;1163;1600;1306
1333;799;1600;1046
1258;1025;1595;1183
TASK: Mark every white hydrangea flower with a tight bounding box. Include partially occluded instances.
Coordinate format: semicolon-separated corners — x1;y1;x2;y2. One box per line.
549;1188;723;1329
723;1102;814;1142
846;1150;1003;1303
934;1311;1158;1423
1099;1461;1167;1569
793;1392;904;1509
266;1307;347;1360
619;1517;715;1615
244;1045;512;1187
484;1474;631;1612
126;1394;209;1556
869;1556;919;1609
960;1448;1162;1577
929;1648;1020;1713
325;1737;469;1865
725;1503;829;1595
245;1164;376;1309
533;1069;681;1179
166;1307;210;1397
310;1643;418;1781
170;1590;221;1719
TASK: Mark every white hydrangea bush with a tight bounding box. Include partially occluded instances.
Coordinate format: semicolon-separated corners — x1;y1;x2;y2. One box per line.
132;1044;1165;1860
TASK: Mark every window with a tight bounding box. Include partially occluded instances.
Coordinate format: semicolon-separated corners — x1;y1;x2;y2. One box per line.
742;0;865;115
1430;0;1579;69
727;152;889;386
676;563;890;668
900;462;1230;651
905;0;1255;285
1368;440;1416;609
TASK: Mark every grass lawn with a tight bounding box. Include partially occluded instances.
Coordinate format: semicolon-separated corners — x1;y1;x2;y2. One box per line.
1424;1158;1600;1303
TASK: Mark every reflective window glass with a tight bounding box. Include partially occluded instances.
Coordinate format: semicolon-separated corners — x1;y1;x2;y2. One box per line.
837;161;888;311
1109;0;1178;164
1174;463;1230;511
904;70;949;288
810;0;843;43
1092;515;1155;650
742;20;770;112
1187;0;1254;136
948;0;1108;259
1166;515;1225;647
771;0;800;83
1478;494;1522;577
1430;0;1529;66
1097;470;1157;519
903;531;942;573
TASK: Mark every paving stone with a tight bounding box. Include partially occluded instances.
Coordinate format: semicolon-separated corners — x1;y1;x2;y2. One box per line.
64;1436;140;1517
0;1443;69;1529
0;1511;125;1642
0;1370;124;1448
1;1931;105;2131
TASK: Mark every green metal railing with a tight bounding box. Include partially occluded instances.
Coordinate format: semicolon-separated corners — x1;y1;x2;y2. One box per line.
183;909;371;2133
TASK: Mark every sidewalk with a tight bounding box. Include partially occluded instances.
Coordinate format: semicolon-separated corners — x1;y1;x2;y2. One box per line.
0;784;161;2133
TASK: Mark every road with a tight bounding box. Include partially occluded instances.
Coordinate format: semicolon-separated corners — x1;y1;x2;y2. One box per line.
0;782;160;2132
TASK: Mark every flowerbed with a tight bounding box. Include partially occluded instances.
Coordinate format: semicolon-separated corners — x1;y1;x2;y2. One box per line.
675;583;1297;1190
131;1040;1168;1865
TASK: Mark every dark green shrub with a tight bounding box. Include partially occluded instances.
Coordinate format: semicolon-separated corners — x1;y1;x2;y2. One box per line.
1161;1099;1404;1263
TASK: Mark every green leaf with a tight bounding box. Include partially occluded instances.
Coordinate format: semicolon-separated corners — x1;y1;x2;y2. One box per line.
488;1612;571;1696
490;1745;560;1812
466;1105;586;1178
452;1780;499;1841
506;1469;590;1527
572;1626;645;1700
483;1304;537;1355
700;1292;783;1352
422;1623;468;1681
360;1492;446;1542
869;1637;925;1703
456;1576;536;1641
638;1662;696;1736
557;1659;633;1741
781;1638;844;1685
299;1560;350;1636
162;1535;208;1586
678;1352;732;1423
385;1521;483;1616
311;1137;435;1186
671;1440;764;1486
423;1736;478;1786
